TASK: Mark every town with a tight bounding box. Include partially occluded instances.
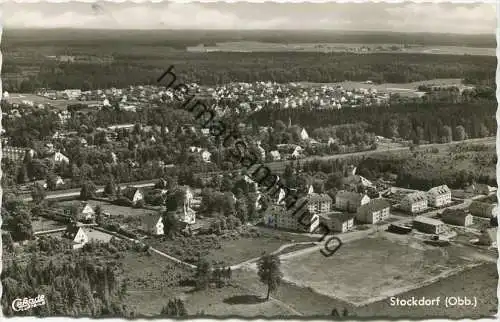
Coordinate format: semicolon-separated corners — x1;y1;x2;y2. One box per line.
1;4;497;319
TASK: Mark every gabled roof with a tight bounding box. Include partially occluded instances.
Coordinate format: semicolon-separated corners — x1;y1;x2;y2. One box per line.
307;193;333;203
335;191;367;204
358;198;391;213
403;191;427;203
142;213;162;228
123;187;142;200
428;185;450;196
63;223;84;240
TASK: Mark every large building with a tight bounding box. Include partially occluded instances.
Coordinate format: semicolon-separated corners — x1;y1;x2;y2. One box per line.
307;193;333;214
330;213;355;233
356;198;391;224
441;209;473;227
427;185;452;207
400;192;428;214
413;216;446;234
335;191;370;213
2;146;30;163
469;201;498;218
263;204;319;233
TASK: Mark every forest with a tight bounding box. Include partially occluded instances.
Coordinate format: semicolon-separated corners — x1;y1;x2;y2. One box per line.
2;34;496;91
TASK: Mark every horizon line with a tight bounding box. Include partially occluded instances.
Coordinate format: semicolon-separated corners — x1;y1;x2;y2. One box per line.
3;28;495;37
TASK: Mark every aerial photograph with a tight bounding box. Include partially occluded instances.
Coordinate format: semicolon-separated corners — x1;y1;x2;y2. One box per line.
0;1;498;319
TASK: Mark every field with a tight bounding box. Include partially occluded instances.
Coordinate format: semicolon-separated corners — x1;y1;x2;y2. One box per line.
31;217;65;232
120;250;296;317
234;260;497;318
276;233;489;306
188;41;495;56
149;226;318;266
57;200;155;218
6;93;83;110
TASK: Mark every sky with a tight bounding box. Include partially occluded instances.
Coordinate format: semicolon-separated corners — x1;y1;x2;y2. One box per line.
1;1;496;34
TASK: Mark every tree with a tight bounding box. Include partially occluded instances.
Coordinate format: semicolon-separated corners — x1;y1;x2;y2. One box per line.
195;257;212;290
104;177;117;197
80;180;97;200
45;172;59;191
441;125;452;143
257;253;283;300
162;211;179;238
453;125;467;141
160;298;187;317
16;166;28;184
31;183;46;204
8;210;34;241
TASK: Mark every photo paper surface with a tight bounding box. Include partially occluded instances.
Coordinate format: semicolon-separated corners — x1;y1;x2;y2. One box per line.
0;0;498;319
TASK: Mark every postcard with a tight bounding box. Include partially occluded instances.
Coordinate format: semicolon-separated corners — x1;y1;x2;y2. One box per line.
1;0;497;319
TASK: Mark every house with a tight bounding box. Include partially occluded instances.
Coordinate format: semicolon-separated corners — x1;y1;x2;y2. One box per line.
441;208;473;227
269;150;281;161
466;183;497;195
174;186;196;225
478;228;497;247
427;185;451;207
52;151;70;164
123;187;144;206
335;191;370;213
329;213;355;233
307;193;333;214
44;176;65;189
413;216;446;234
300;128;309;140
469;201;498;218
142;213;164;235
263;204;319;233
291;146;304;159
356;198;391;224
400;192;428;214
63;223;88;249
201;150;212;163
307;185;314;195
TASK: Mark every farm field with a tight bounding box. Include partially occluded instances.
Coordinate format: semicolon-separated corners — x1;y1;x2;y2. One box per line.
277;234;489;306
188;42;495;56
5;93;85;110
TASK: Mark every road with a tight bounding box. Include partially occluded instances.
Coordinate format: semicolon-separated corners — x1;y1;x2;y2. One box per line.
21;180;157;202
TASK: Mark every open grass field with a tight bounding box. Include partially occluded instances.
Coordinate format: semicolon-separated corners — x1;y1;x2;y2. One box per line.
31;217;65;232
277;234;489;306
234;261;496;318
57;200;155;218
149;226;318;266
6;93;81;110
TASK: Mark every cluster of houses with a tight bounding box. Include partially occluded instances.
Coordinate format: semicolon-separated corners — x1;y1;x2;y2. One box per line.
400;185;452;214
263;185;393;234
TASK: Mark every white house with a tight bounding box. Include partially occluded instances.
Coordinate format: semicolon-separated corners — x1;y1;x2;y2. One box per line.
142;213;164;235
63;224;89;249
52;151;69;164
401;192;428;214
270;150;281;161
79;202;96;221
124;187;144;206
43;176;65;189
335;191;370;213
300;128;309;140
427;185;452;207
201;150;212;163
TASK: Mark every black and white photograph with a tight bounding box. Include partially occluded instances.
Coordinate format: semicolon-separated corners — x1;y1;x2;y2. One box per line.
0;0;498;319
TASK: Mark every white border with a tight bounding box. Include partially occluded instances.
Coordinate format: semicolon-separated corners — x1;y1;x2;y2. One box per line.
0;1;498;321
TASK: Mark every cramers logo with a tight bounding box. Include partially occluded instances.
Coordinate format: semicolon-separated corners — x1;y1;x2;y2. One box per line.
12;295;46;312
